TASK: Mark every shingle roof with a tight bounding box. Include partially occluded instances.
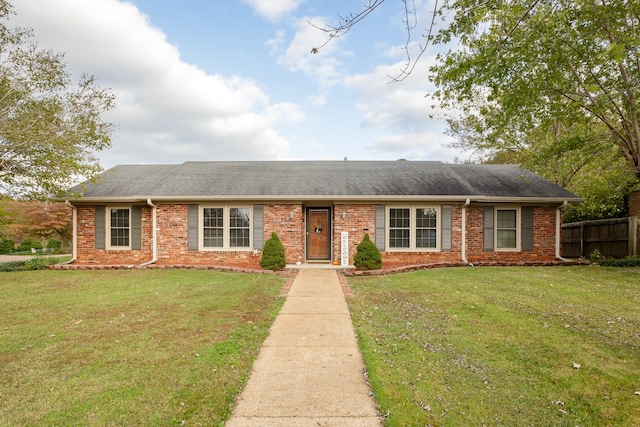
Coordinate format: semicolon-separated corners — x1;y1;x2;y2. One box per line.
65;161;581;202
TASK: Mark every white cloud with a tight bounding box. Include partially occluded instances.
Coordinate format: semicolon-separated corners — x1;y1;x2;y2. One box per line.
242;0;306;21
11;0;302;167
275;16;351;87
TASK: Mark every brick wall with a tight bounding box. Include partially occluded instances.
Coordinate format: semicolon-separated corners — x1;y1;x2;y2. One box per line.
465;205;558;264
75;205;153;265
332;204;375;264
264;204;304;264
73;202;561;268
630;190;640;218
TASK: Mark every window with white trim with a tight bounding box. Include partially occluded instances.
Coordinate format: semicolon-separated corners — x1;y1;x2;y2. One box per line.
201;206;251;250
108;207;131;249
495;207;519;250
388;206;439;251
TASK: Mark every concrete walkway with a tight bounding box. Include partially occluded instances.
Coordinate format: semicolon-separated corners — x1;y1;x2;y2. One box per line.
226;269;381;426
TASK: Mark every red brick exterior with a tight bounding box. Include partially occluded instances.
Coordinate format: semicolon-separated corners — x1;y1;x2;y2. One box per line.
630;190;640;218
72;202;561;269
465;205;557;265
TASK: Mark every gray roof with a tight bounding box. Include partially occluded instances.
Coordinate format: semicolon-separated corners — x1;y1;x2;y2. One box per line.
65;161;581;203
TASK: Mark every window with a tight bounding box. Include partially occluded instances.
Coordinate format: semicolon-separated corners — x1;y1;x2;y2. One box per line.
496;208;519;250
201;206;251;250
388;206;439;251
108;207;130;249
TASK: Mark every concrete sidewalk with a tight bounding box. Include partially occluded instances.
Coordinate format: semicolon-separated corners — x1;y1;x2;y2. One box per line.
226;269;381;426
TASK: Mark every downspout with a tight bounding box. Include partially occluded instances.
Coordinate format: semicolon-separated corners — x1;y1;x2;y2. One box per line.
61;200;77;264
139;198;158;266
556;201;571;262
461;198;471;264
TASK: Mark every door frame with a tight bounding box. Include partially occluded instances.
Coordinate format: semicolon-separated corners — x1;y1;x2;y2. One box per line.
306;207;332;261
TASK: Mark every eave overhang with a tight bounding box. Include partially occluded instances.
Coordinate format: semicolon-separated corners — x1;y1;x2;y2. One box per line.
63;194;584;205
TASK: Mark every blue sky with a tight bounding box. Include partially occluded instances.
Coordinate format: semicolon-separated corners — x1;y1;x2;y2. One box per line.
11;0;466;168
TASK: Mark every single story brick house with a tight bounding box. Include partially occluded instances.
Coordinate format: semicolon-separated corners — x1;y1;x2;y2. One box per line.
62;161;582;269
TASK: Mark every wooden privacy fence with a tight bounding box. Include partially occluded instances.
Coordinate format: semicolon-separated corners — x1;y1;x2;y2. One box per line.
562;217;640;258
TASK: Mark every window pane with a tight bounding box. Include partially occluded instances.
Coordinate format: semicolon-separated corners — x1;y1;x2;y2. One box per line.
415;208;437;248
389;229;410;248
110;208;130;247
389;209;410;248
416;229;437;248
497;230;517;248
497;210;516;228
203;208;224;247
416;208;437;228
229;207;250;247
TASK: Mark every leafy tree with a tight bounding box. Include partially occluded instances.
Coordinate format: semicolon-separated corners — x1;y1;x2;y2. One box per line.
0;199;71;248
353;233;382;270
46;237;60;251
316;1;640;215
260;232;286;271
0;236;14;253
430;0;640;181
0;0;115;198
18;236;41;251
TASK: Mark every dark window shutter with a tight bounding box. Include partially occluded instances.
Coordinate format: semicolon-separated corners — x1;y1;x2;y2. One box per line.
187;205;199;251
521;206;534;252
95;206;105;249
131;206;142;250
483;206;494;252
253;205;264;250
441;205;453;251
375;205;386;251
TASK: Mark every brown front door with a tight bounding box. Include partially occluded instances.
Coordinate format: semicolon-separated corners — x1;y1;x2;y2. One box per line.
307;209;330;260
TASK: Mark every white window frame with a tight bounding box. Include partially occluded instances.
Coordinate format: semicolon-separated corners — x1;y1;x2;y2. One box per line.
106;206;131;250
386;205;440;252
199;205;252;251
495;206;520;251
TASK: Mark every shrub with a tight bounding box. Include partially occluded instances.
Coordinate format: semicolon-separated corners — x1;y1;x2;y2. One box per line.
18;237;42;252
0;237;15;254
260;232;286;271
47;238;61;251
354;233;382;270
598;256;640;267
589;249;603;263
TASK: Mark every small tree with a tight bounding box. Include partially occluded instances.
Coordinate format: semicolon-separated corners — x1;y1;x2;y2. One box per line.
46;238;61;252
260;232;286;271
18;237;42;252
353;233;382;270
0;237;14;254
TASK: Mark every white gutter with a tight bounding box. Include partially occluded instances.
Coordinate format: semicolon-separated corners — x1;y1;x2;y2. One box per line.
556;200;571;262
64;195;584;204
61;201;77;264
461;198;471;264
139;198;158;267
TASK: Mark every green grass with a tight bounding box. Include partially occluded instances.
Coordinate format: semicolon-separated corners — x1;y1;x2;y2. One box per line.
0;269;286;426
347;266;640;426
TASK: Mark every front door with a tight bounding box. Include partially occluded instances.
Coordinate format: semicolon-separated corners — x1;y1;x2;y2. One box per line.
307;208;331;261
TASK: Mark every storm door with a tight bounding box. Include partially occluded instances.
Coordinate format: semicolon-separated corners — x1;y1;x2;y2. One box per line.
307;208;331;261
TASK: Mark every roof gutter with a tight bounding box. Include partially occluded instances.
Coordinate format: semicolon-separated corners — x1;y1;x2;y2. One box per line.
139;198;158;267
60;201;77;265
64;195;583;205
556;201;571;262
461;198;471;264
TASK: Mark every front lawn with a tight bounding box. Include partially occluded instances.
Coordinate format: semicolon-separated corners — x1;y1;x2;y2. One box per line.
347;266;640;426
0;269;286;426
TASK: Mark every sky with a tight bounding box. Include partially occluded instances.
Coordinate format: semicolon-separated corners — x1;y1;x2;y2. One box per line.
10;0;468;168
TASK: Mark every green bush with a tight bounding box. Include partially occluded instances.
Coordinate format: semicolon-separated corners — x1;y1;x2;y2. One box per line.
353;233;382;270
0;237;15;254
0;253;57;272
260;232;286;271
46;238;61;251
598;256;640;267
18;237;42;252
